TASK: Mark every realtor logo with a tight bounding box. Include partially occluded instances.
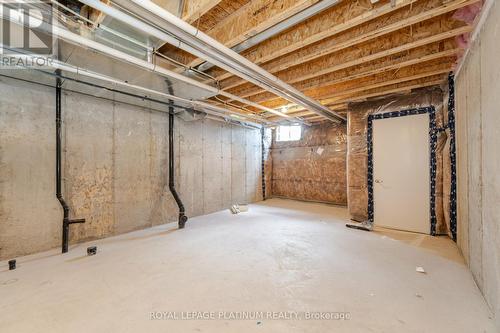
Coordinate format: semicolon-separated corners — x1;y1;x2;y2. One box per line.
0;0;54;56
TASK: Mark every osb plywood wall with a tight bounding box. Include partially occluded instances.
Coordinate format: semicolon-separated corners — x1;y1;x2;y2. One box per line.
347;87;451;234
269;122;347;205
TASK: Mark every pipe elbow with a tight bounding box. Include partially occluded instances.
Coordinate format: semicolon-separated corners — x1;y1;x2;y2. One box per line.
178;214;188;228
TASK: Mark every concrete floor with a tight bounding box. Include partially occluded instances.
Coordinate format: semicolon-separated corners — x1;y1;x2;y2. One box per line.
0;199;496;332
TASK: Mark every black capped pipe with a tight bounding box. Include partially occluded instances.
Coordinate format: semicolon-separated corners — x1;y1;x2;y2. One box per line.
261;127;266;200
56;75;86;253
166;81;187;228
87;246;97;256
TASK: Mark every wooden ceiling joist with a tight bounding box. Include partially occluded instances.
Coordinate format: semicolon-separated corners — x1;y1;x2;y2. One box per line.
302;115;326;120
254;58;453;110
206;0;478;85
282;103;348;115
156;0;482;122
182;0;225;24
228;71;446;116
224;16;470;95
320;75;447;106
175;0;326;68
266;75;445;117
286;42;458;93
205;0;415;81
223;17;469;100
215;0;471;89
307;61;453;101
266;103;348;120
158;0;252;65
267;109;348;122
239;46;458;104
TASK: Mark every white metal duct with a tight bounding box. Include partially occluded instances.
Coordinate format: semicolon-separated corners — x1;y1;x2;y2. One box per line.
79;0;346;123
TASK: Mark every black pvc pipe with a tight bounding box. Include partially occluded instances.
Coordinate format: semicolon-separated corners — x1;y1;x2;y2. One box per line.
56;75;85;253
261;127;266;200
447;73;457;242
166;82;187;228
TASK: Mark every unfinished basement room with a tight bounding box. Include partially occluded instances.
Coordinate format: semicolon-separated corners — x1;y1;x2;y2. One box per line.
0;0;499;332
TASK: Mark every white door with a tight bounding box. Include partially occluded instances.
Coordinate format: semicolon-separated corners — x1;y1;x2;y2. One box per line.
373;114;430;234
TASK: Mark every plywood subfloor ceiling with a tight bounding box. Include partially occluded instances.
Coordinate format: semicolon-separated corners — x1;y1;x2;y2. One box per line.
158;0;483;123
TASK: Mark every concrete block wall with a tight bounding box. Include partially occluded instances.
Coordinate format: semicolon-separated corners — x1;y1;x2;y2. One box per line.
0;76;263;260
455;1;500;328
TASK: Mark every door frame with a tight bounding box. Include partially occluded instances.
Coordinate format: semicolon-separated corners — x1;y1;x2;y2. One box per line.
367;106;438;235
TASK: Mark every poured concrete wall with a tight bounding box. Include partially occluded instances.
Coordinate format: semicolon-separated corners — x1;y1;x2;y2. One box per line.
0;76;263;260
455;1;500;328
270;122;347;205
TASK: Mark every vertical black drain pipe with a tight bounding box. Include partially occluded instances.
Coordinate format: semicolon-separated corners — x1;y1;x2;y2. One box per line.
56;75;85;253
261;127;266;200
166;82;187;228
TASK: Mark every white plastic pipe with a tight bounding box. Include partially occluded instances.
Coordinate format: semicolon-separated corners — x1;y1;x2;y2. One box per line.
1;45;270;126
54;25;291;120
4;0;292;121
76;0;295;121
125;0;346;122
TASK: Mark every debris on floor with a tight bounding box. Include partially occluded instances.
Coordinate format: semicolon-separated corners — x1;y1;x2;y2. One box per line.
346;220;373;231
87;246;97;256
416;266;426;274
230;204;249;214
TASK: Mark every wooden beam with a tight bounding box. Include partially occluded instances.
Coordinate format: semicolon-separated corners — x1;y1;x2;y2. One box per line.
309;65;453;101
255;59;454;109
207;0;478;83
237;43;460;103
292;47;459;93
158;0;253;67
87;0;110;28
182;0;224;24
224;16;470;95
235;74;446;117
220;43;457;108
268;109;347;121
183;0;324;68
289;48;458;102
259;49;458;114
225;20;469;100
207;0;413;81
267;105;348;121
309;119;329;123
202;100;268;121
281;110;316;118
320;76;447;106
302;115;325;120
272;76;446;121
285;103;348;115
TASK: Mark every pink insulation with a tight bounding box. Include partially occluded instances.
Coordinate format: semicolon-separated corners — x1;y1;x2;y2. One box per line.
453;2;484;50
453;2;483;24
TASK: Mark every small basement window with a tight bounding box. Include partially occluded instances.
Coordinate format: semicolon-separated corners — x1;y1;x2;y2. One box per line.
276;125;302;142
